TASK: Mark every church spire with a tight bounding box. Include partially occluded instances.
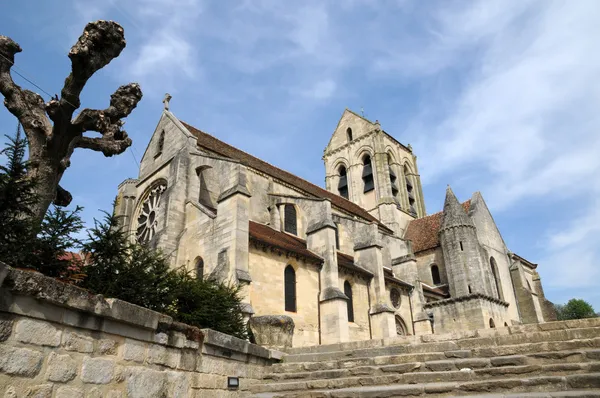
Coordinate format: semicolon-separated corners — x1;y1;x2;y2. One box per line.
440;186;473;231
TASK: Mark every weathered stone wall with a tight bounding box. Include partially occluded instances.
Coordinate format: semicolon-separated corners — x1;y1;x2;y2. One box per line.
337;271;371;342
425;295;510;334
0;263;280;398
415;247;447;287
248;247;321;347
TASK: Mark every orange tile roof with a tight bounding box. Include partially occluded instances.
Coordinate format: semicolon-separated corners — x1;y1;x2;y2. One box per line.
181;121;390;232
249;221;322;263
405;200;471;253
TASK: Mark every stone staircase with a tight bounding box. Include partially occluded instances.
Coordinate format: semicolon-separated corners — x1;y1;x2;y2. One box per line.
251;318;600;397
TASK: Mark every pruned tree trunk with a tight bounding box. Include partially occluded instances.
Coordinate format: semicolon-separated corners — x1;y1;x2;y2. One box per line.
0;21;142;223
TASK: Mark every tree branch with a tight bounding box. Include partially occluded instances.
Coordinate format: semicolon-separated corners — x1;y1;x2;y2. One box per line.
68;83;141;157
54;184;73;207
0;36;52;146
60;20;127;118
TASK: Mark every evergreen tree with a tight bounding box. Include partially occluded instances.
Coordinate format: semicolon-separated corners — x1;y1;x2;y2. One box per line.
0;124;38;266
35;205;84;277
171;273;248;340
81;211;247;337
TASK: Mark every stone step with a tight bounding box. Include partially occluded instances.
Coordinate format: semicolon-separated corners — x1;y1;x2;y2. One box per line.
273;340;600;374
265;350;600;381
284;318;600;356
282;329;600;364
251;373;600;397
253;362;600;394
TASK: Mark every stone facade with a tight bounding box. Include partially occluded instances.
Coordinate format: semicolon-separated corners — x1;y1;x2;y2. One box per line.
0;262;279;397
114;107;555;347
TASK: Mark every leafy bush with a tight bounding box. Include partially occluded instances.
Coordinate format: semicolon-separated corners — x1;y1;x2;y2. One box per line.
555;299;597;321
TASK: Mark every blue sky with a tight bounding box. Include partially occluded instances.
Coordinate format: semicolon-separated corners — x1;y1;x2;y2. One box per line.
2;1;599;310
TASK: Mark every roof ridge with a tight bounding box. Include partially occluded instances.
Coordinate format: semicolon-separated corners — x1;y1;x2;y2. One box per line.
180;120;391;231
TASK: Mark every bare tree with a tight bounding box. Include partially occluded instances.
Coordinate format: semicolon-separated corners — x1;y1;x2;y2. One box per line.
0;20;142;223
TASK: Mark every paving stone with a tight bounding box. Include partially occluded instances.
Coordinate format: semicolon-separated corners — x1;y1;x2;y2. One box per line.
45;352;77;382
81;357;115;384
55;387;83;398
126;367;167;398
62;331;93;353
567;373;600;389
0;346;43;377
24;384;52;398
122;339;147;362
490;355;528;367
0;318;13;341
15;319;61;347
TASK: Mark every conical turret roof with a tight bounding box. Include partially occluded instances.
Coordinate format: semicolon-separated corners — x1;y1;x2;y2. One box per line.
440;186;474;230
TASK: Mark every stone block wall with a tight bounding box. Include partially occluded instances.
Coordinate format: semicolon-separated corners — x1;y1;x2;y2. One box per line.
0;263;280;397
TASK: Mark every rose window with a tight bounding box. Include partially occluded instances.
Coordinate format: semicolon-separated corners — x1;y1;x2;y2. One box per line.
136;184;166;243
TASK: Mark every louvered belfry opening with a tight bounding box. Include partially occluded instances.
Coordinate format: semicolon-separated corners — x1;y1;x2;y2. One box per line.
284;265;297;312
284;204;297;235
405;166;417;215
338;166;349;199
431;264;441;285
344;281;354;322
362;155;374;193
388;155;399;199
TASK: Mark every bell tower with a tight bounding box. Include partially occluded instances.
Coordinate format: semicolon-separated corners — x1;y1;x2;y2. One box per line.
323;109;425;235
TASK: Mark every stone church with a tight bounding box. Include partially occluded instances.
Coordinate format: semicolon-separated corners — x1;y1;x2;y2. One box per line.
114;105;556;347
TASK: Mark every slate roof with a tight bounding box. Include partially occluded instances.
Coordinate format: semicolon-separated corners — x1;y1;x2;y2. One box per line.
249;221;322;263
337;252;373;278
404;200;471;253
181;121;389;231
422;283;450;298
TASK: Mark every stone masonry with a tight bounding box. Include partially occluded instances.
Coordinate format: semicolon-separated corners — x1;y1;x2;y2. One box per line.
0;262;280;397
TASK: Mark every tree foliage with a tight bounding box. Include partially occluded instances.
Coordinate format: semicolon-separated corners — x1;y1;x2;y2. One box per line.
0;128;83;274
81;212;247;337
555;299;597;321
0;125;38;266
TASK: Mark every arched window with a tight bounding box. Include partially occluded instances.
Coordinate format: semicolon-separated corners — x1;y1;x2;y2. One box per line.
346;127;353;142
157;129;165;154
195;257;204;279
404;165;416;215
390;288;401;309
344;281;354;322
395;316;408;336
490;257;503;300
362;155;374;193
196;166;215;210
431;265;441;285
284;265;296;312
284;204;297;235
489;318;495;328
338;166;349;199
388;155;399;199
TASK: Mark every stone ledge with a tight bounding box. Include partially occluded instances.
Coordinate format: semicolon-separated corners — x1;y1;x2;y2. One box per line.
0;262;165;330
306;219;337;235
201;329;273;361
392;254;416;265
423;293;509;309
